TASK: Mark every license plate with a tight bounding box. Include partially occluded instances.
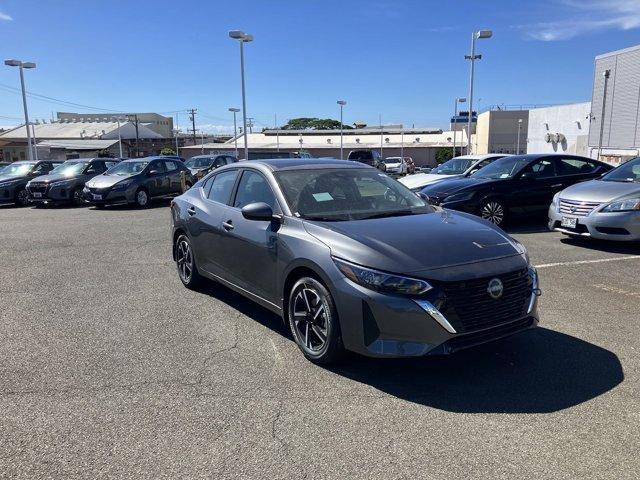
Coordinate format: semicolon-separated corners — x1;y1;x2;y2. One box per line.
93;194;102;200
561;216;578;228
33;192;42;198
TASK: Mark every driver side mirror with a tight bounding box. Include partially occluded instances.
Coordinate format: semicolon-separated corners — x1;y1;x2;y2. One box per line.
241;202;279;222
520;171;535;180
148;169;159;176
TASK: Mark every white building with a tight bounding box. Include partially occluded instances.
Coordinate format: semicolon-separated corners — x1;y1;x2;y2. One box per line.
527;102;591;156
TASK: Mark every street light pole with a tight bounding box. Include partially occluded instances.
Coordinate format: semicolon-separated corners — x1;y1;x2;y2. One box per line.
229;30;253;160
465;30;492;154
597;69;611;161
452;97;466;157
516;119;523;154
114;116;124;158
5;59;36;161
337;100;346;160
228;107;240;158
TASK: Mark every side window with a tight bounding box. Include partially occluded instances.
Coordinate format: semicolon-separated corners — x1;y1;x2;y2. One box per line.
226;156;236;165
150;161;166;174
557;157;597;176
164;161;177;172
207;170;238;204
87;162;104;173
233;170;277;210
524;159;556;179
104;161;118;170
213;156;226;167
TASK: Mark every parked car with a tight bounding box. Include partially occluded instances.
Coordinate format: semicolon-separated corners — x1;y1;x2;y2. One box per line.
83;156;195;208
26;158;120;206
184;154;237;178
399;154;509;191
347;149;385;170
0;161;10;171
170;158;540;364
419;154;613;227
160;155;186;162
0;160;63;206
549;156;640;241
381;157;408;174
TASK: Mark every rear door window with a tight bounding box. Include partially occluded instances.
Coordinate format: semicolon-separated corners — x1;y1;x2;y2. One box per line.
207;170;238;204
556;157;598;176
164;161;178;172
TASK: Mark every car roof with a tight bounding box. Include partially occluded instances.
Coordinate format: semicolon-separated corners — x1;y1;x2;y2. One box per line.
245;158;368;171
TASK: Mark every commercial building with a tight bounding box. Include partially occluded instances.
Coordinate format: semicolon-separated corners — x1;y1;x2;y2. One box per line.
473;109;529;155
57;112;174;138
589;44;640;163
180;127;466;166
527;102;591;156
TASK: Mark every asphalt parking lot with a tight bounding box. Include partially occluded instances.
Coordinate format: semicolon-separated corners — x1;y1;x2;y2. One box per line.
0;202;638;479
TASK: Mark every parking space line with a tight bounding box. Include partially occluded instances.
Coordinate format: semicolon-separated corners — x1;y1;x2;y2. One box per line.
535;255;640;269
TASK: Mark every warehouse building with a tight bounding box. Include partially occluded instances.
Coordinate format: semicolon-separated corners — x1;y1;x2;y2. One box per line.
57;112;174;138
527;102;591;156
473;109;529;155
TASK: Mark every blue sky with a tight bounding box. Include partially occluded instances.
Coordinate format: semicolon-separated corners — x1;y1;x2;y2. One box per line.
1;0;639;133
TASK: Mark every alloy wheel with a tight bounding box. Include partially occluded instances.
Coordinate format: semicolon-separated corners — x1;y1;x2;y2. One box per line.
290;282;329;353
72;188;84;206
136;190;149;207
176;238;193;283
481;200;505;226
16;189;29;206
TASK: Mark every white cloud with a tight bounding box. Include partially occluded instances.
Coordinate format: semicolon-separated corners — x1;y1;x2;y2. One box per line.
0;11;13;21
194;124;234;135
523;0;640;41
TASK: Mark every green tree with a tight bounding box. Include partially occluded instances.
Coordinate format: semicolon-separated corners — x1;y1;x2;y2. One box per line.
281;117;352;130
160;147;176;156
435;148;454;165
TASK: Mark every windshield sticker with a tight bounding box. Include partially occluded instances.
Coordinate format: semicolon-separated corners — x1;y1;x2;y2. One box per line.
500;173;510;178
312;192;333;202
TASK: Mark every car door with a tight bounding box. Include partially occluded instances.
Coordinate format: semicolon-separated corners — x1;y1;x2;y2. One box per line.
163;160;182;193
191;169;240;279
216;169;280;303
145;160;168;196
511;157;561;214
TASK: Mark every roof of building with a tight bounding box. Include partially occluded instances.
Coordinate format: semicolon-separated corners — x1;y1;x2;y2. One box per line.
0;121;163;141
36;139;120;150
595;43;640;60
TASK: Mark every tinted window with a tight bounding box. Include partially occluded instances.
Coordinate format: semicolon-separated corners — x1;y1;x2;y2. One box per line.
207;170;238;204
557;157;597;176
165;161;177;172
150;161;166;173
233;170;276;210
524;158;556;178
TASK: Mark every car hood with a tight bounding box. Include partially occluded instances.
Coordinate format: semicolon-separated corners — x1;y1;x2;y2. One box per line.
86;174;134;188
399;173;456;189
303;209;523;274
559;179;640;203
420;176;496;196
0;174;27;183
31;173;78;183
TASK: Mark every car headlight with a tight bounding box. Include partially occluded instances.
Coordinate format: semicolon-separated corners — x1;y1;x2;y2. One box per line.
601;198;640;212
333;257;432;295
551;191;561;206
443;191;475;203
112;180;133;191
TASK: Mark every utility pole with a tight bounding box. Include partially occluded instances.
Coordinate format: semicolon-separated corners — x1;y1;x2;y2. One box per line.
188;108;197;145
246;117;255;133
127;114;140;157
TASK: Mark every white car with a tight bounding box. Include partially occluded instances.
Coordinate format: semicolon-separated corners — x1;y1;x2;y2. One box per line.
399;154;509;191
381;157;407;174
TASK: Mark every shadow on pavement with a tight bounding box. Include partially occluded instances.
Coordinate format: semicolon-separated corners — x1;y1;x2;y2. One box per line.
503;216;551;235
331;327;623;413
560;236;640;254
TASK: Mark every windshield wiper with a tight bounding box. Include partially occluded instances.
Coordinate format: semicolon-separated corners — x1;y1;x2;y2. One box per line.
362;209;416;220
302;215;347;222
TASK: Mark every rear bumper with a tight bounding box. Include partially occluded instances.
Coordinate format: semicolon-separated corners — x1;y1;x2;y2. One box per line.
548;206;640;241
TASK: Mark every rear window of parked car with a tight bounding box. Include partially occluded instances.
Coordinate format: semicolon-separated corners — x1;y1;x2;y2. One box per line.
207;170;238;204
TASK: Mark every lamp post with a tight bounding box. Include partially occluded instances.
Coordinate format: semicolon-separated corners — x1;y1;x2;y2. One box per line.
337;100;346;159
452;97;466;157
173;128;181;157
516;118;523;154
113;116;124;158
465;30;492;154
229;30;253;160
5;59;36;161
597;69;611;161
228;107;240;158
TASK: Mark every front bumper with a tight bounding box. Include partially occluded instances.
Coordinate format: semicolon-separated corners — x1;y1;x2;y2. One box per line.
548;205;640;241
330;261;540;358
27;183;76;204
83;186;132;205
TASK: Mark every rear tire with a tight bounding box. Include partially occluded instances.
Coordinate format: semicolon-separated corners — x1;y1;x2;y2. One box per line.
175;234;203;289
479;198;507;227
287;277;345;365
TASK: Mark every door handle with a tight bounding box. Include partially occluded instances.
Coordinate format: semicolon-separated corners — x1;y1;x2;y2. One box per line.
187;206;196;216
222;220;234;231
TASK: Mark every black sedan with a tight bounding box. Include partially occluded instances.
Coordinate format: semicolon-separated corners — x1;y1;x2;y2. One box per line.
171;158;539;364
0;160;63;206
419;154;613;226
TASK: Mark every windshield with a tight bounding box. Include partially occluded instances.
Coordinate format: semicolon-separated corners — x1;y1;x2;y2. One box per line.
431;158;474;175
51;161;89;176
601;157;640;183
106;161;149;176
382;158;402;164
274;168;431;221
185;157;213;168
474;156;531;179
1;162;36;177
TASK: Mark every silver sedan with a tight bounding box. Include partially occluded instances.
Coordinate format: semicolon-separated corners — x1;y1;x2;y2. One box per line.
549;157;640;241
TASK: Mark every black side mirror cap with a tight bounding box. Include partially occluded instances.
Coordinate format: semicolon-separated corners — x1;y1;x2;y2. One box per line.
241;202;278;221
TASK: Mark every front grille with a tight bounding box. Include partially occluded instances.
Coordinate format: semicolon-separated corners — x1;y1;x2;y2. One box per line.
437;269;533;333
28;182;48;194
559;199;601;217
87;187;110;195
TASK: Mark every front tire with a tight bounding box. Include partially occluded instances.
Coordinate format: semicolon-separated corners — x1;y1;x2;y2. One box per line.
479;198;507;227
15;189;29;207
71;187;85;207
134;188;149;208
175;234;202;289
287;277;344;365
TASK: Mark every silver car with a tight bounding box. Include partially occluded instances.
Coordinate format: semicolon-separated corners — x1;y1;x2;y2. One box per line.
549;157;640;241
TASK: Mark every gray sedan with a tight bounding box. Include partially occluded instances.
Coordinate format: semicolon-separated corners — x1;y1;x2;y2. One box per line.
171;158;540;364
549;157;640;241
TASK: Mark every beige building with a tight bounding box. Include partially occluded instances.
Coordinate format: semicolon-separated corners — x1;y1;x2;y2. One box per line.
57;112;174;138
473;109;529;155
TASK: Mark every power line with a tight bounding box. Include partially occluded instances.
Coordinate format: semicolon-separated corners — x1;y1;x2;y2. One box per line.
0;82;123;112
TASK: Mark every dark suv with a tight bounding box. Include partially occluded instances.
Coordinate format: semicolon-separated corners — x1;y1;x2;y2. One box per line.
184;154;237;179
347;149;385;170
27;158;121;206
0;160;63;206
83;156;195;208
